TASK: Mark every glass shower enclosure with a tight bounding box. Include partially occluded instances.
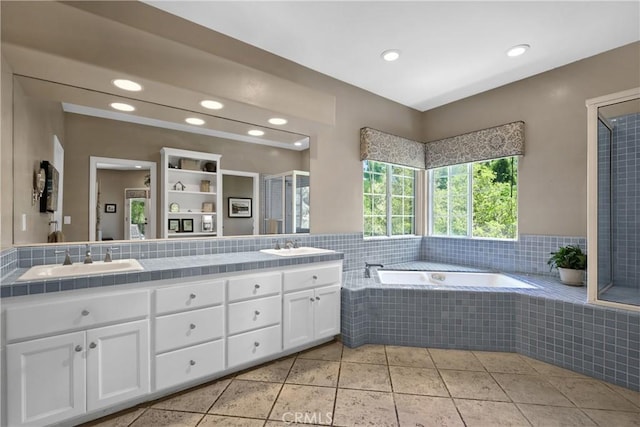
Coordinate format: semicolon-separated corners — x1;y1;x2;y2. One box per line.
263;170;310;234
586;88;639;309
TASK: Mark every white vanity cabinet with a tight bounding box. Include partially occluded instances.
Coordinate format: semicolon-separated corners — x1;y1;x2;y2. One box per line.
4;290;150;427
282;264;342;350
153;279;225;391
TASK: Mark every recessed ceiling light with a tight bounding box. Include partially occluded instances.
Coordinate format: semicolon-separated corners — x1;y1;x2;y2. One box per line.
294;142;303;146
506;44;530;58
112;79;143;92
268;117;288;125
200;100;224;110
248;129;265;136
110;102;135;112
185;117;205;126
381;49;401;62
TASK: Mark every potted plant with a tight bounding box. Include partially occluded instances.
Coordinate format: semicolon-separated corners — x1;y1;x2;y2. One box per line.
547;245;587;286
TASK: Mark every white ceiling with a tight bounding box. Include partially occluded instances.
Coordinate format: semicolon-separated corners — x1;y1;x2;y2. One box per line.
146;1;640;112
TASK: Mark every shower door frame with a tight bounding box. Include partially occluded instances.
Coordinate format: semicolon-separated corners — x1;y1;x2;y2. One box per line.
586;87;640;310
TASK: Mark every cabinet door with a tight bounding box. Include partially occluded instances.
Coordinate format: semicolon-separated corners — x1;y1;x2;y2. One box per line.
86;320;150;411
314;285;341;339
283;289;315;350
6;331;86;427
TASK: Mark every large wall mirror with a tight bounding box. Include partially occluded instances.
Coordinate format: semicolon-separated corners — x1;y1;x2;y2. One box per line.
11;75;311;244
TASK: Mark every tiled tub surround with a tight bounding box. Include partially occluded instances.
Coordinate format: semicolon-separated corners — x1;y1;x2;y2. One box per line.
341;262;640;391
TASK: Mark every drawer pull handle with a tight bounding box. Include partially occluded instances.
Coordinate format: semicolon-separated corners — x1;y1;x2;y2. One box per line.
316;296;321;301
255;310;260;316
254;284;260;289
189;293;196;299
190;323;196;330
190;360;196;366
313;275;318;280
75;345;83;352
89;342;97;349
81;309;90;316
254;341;260;347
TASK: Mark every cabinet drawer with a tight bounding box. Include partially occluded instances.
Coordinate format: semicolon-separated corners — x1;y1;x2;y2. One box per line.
283;264;341;292
227;272;281;302
155;280;224;315
227;325;281;368
156;306;224;354
228;295;281;335
5;290;149;342
155;339;224;391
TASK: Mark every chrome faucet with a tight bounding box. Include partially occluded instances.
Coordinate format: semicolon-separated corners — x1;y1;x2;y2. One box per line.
84;244;93;264
364;262;384;278
55;248;73;266
284;240;295;249
104;247;119;263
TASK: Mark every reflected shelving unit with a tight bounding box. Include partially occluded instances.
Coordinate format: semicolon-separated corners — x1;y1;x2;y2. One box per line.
161;147;222;238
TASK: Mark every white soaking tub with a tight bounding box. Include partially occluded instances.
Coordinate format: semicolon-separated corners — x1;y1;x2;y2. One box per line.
377;270;537;289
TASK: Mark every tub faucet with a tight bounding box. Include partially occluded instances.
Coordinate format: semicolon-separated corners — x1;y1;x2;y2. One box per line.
84;244;93;264
364;262;384;278
55;248;73;266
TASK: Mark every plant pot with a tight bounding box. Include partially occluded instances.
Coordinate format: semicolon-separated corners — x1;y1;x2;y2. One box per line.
558;267;584;286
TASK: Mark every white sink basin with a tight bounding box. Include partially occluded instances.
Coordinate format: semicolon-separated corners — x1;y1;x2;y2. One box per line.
18;259;144;281
260;247;336;257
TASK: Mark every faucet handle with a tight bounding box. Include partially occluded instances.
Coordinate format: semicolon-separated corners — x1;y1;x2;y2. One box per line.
293;240;300;248
104;247;119;263
274;242;281;250
55;248;73;266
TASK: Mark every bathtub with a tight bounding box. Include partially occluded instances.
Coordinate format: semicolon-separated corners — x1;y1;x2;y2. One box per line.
377;270;537;289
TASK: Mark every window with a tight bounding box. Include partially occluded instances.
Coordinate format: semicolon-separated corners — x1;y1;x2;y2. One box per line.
430;157;518;239
363;160;416;237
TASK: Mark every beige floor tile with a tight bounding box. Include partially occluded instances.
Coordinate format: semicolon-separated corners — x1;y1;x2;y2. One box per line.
493;373;573;406
342;344;388;364
209;379;281;418
339;361;392;391
333;388;398;427
439;369;509;401
473;351;537;374
583;408;640;427
606;383;640;409
521;356;586;378
199;415;265;427
286;358;340;387
129;409;204;427
394;394;464;427
298;341;343;361
547;377;640;412
428;349;484;371
152;379;231;412
517;404;597;427
84;407;147;427
386;346;435;368
269;384;336;425
235;357;295;383
454;399;531;427
265;422;321;427
389;366;449;397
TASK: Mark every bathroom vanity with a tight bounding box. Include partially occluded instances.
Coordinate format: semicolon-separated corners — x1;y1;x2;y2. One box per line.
1;259;342;427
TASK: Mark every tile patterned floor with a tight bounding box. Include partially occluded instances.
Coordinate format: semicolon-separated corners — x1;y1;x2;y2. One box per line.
84;342;640;427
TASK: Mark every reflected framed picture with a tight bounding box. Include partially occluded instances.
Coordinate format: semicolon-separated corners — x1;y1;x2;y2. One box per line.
168;218;180;233
228;197;252;218
181;218;194;232
105;203;116;213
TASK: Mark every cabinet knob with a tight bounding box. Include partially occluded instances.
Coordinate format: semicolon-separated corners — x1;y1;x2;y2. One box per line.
254;341;260;347
189;293;196;299
89;342;97;349
190;360;196;366
316;296;321;301
310;298;315;302
190;323;196;330
254;310;260;316
81;309;90;316
254;284;260;289
75;345;83;352
312;275;318;280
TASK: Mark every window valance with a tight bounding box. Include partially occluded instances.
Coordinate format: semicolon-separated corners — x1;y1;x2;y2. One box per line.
424;121;525;169
360;127;426;169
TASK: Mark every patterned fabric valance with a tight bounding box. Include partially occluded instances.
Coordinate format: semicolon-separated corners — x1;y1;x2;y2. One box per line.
360;127;426;169
424;121;525;169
